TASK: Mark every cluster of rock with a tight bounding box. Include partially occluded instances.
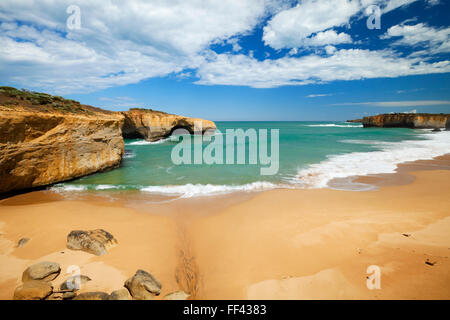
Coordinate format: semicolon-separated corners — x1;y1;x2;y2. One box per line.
13;229;189;300
13;261;61;300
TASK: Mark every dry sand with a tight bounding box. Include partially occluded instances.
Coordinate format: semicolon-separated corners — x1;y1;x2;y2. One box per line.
0;156;449;300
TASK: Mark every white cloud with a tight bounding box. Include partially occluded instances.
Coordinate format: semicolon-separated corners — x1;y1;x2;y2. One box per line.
380;0;417;13
325;45;337;55
0;0;448;93
332;100;450;107
307;93;333;98
195;49;450;88
383;23;450;55
261;0;428;50
303;30;352;46
0;0;281;93
262;0;360;49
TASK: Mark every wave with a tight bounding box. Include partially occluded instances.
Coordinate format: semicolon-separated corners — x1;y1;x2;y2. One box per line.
52;185;87;191
141;181;279;198
123;150;136;158
51;131;450;197
126;138;169;146
293;131;450;188
340;139;394;145
306;124;363;128
51;181;280;198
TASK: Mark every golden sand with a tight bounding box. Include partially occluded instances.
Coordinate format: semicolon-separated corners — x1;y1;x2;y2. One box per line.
0;157;449;300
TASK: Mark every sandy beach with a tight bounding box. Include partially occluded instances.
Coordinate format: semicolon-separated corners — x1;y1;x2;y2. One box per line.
0;155;449;300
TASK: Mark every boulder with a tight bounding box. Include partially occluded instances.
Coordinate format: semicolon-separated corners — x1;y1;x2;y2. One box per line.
62;292;77;299
13;280;53;300
67;229;117;256
109;288;131;300
46;292;63;300
124;269;162;300
163;291;190;300
73;292;110;300
60;275;92;291
22;261;61;282
17;237;30;248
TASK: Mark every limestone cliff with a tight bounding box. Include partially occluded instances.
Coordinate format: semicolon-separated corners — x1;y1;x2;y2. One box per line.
362;113;450;129
0;87;216;194
0;109;124;194
122;108;216;141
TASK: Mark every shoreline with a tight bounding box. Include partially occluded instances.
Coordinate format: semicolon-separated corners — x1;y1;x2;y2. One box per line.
0;154;449;299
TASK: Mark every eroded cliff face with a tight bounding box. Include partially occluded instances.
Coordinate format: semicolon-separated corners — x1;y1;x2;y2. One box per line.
362;113;450;129
122;108;216;141
0;88;217;194
0;109;124;194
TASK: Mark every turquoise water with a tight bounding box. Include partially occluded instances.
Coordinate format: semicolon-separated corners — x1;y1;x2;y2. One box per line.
57;121;450;196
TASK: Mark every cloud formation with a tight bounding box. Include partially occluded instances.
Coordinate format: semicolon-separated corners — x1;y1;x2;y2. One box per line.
0;0;448;93
0;0;280;92
383;22;450;55
332;100;450;106
195;49;450;88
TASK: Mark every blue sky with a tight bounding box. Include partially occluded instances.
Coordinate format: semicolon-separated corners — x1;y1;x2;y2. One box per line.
1;0;449;121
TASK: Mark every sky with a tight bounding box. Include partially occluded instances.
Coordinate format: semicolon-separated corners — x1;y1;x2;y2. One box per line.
0;0;449;121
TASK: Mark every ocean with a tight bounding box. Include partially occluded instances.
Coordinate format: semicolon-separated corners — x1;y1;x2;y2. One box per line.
53;121;450;197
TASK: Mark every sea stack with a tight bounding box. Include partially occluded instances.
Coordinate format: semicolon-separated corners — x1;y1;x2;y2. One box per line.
121;108;216;141
361;113;450;129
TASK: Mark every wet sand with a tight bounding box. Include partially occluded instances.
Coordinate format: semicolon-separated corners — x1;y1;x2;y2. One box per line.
0;155;449;299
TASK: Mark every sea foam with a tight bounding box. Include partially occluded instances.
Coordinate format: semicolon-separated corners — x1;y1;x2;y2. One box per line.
141;181;279;198
306;124;363;128
294;131;450;188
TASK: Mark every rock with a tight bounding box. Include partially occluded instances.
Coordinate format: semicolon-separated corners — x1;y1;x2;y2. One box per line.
17;237;30;248
0;104;124;194
163;291;190;300
46;292;63;300
22;261;61;282
346;119;362;123
62;292;77;299
362;113;449;129
425;259;436;266
109;288;131;300
60;275;92;291
121;108;216;141
0;87;217;195
124;269;162;300
67;229;117;256
432;128;441;132
73;292;110;300
13;280;53;300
